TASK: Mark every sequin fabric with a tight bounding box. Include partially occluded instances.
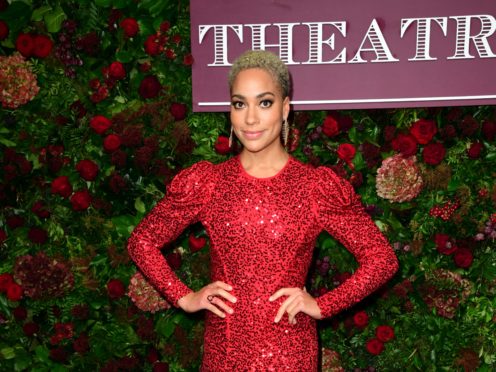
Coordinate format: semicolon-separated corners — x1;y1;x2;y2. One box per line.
128;155;399;371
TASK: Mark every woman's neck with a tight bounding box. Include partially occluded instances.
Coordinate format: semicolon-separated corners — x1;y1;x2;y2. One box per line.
239;145;289;178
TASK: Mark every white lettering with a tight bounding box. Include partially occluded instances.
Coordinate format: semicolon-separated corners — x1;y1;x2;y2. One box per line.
302;22;347;64
448;15;496;59
401;17;448;61
246;23;299;64
349;19;399;63
199;24;244;66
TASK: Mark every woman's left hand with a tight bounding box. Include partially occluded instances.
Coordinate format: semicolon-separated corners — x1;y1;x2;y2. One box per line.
270;287;322;324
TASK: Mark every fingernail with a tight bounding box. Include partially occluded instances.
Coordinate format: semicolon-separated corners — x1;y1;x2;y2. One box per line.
229;309;233;314
231;298;237;303
274;318;279;323
269;296;273;301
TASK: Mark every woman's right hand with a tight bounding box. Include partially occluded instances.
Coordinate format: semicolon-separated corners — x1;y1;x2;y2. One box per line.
177;281;237;318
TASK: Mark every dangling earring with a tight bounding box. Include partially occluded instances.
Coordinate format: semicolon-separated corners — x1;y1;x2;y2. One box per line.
282;119;289;147
229;126;234;148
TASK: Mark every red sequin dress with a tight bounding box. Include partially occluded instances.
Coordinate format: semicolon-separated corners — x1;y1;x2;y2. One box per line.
128;155;398;371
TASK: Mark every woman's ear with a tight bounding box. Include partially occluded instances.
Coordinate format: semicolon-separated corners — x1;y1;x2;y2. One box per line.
283;96;290;120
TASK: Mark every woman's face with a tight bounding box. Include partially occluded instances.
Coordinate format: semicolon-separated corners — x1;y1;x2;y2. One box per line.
230;68;290;155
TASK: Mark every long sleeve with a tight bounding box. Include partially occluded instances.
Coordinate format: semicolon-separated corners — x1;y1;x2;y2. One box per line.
312;166;399;319
127;161;215;307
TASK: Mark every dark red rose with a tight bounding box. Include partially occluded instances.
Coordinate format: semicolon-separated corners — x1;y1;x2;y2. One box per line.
183;53;194;66
7;215;24;229
111;150;127;167
23;322;40;336
32;200;51;219
0;0;8;11
467;142;483;159
70;189;92;211
73;333;90;353
160;21;171;32
153;362;169;372
482;120;496;142
422;142;446;165
139;61;152;72
409;119;437;144
103;134;122;152
7;282;23;301
383;125;396;142
107;279;125;299
166;252;181;270
0;20;8;41
338;115;353;132
51;176;72;198
90;115;112;135
49;347;68;363
139;75;161;99
90;85;109;103
16;33;34;57
109;61;126;80
0;229;6;244
108;172;127;194
459;115;479;137
189;234;206;252
76;32;100;56
144;35;161;56
108;8;123;31
322;115;339;137
366;338;385;355
13;306;27;321
76;159;99;181
164;48;176;60
391;133;418;156
440;124;457;141
353;310;369;328
147;348;159;364
349;171;363;188
376;325;395;342
0;273;14;292
434;233;457;255
337;143;356;165
120;18;139;37
32;34;53;58
170;102;187;121
454;248;473;268
71;304;89;320
214;135;231;155
28;227;48;244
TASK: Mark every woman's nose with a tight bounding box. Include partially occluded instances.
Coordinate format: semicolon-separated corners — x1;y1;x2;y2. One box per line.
245;105;258;125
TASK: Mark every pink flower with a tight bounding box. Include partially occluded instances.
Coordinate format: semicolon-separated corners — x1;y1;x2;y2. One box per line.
127;272;171;313
0;53;39;109
376;154;423;202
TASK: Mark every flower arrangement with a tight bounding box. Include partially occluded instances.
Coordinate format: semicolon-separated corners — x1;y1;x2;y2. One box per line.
0;0;494;371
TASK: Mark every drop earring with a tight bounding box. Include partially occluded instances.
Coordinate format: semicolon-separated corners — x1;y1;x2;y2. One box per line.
229;126;234;148
282;119;289;147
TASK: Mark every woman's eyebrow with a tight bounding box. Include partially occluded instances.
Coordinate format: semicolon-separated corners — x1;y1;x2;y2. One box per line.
231;92;276;100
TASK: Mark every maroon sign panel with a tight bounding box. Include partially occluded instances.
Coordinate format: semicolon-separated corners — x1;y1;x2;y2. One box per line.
190;0;496;112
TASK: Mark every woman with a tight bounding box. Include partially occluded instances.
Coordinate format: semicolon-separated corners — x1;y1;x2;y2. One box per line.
127;50;398;371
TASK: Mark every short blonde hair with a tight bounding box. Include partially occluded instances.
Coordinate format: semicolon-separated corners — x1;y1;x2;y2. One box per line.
228;50;290;98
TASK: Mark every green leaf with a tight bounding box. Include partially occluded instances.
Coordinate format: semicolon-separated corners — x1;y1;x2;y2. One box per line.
34;345;49;364
0;2;31;26
155;316;176;338
134;198;146;214
139;0;168;18
32;5;52;22
44;6;67;33
115;50;134;63
94;0;113;7
0;347;15;359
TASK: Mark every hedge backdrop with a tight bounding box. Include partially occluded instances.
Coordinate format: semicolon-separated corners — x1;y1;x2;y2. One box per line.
0;1;495;371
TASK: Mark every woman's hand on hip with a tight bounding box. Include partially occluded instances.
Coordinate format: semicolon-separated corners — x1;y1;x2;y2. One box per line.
270;287;322;324
177;281;237;319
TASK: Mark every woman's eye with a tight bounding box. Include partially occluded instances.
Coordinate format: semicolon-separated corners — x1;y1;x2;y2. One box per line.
231;101;244;109
260;99;273;108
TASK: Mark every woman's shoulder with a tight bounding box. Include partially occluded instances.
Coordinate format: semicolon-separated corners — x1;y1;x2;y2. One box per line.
166;161;218;202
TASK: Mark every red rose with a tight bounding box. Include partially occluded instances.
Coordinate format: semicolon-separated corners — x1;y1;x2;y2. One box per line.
153;362;170;372
51;176;73;198
183;53;194;66
214;136;231;155
76;159;99;181
108;61;126;80
337;143;356;165
482;120;496;142
0;273;14;292
0;229;6;244
111;150;127;168
49;348;68;363
322;115;339;137
7;215;24;229
434;233;457;255
422;142;446;165
32;34;53;58
144;35;161;56
160;21;171;32
459;115;479;137
366;338;385;355
353;310;369;328
467;142;483;159
7;282;23;301
13;306;27;321
453;248;473;268
383;125;396;142
108;172;127;194
103;134;122;152
164;48;176;60
0;20;8;41
166;252;182;270
409;119;437;144
90;85;109;103
70;189;92;211
73;333;90;353
90;115;112;135
170;102;187;121
139;75;161;99
375;325;395;342
31;200;51;219
120;18;139;37
440;124;457;141
391;133;418;156
189;234;206;252
23;322;40;336
107;279;125;299
16;33;34;57
28;227;48;244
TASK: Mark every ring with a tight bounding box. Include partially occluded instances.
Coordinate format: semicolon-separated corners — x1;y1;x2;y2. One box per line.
207;295;215;303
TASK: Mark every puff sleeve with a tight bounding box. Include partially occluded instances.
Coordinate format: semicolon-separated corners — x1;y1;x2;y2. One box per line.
127;161;216;307
312;167;399;319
